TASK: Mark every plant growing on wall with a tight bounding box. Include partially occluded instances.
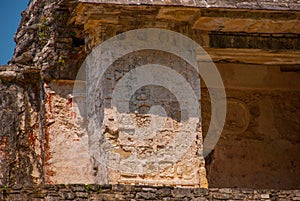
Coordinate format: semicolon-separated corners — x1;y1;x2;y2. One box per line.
37;17;51;46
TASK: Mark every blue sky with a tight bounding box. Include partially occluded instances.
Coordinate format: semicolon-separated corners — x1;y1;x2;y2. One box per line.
0;1;29;65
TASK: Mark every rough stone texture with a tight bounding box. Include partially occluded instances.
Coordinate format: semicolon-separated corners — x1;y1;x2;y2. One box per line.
0;184;300;200
0;0;299;191
11;0;86;80
0;66;44;186
85;50;205;187
79;0;300;10
44;80;94;184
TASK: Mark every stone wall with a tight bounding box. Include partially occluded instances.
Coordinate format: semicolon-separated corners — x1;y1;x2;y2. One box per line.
0;0;299;191
0;65;44;185
84;48;205;187
1;184;300;200
202;64;300;189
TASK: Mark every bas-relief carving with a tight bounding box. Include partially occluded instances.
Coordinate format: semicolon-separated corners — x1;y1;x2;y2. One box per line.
222;99;249;134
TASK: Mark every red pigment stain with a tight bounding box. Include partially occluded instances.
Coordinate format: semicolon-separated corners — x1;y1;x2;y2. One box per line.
28;133;37;149
45;125;55;184
66;99;72;106
46;93;53;113
66;98;77;118
44;83;55;183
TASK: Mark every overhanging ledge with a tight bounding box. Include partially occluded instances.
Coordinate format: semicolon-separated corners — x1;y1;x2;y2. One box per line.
78;0;300;10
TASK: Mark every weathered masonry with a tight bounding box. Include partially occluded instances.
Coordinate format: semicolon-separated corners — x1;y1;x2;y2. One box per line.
1;184;300;200
0;0;299;190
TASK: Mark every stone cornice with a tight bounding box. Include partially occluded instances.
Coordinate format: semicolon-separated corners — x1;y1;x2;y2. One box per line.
79;0;300;11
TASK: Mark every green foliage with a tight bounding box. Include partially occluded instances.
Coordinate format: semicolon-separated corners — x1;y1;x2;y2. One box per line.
69;31;76;37
58;56;65;65
37;17;51;46
59;13;67;21
85;184;92;191
1;186;7;192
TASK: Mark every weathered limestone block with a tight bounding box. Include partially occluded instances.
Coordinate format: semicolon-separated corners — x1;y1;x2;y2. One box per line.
44;80;93;184
81;49;206;187
0;69;44;185
0;81;20;185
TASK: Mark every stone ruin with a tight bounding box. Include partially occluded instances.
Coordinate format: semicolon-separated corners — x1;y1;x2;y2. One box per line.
0;0;299;193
